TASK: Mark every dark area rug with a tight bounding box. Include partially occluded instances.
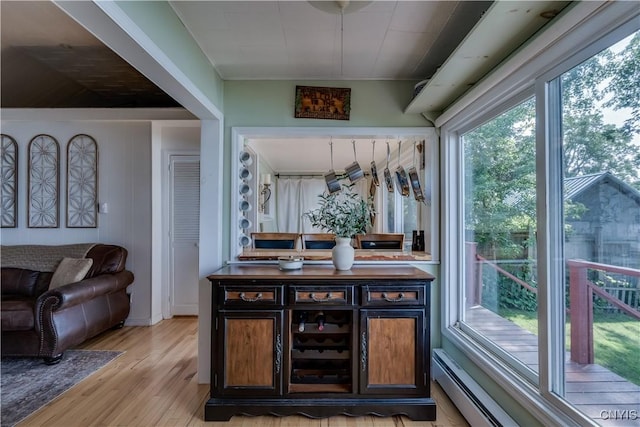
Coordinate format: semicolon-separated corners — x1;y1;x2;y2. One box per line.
1;349;122;427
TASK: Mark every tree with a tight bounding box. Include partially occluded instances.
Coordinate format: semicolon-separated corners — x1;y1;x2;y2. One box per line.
464;99;536;257
562;113;637;179
562;33;640;188
604;32;640;135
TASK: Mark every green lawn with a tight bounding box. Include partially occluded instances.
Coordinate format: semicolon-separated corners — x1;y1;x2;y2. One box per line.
499;308;640;386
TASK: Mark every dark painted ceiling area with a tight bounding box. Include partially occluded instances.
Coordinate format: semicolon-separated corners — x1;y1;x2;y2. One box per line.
2;45;180;108
0;1;179;108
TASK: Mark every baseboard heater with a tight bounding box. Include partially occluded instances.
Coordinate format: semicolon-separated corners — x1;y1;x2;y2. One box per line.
432;349;517;427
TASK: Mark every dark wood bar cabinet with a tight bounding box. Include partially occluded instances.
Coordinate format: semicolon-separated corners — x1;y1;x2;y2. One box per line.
205;264;436;421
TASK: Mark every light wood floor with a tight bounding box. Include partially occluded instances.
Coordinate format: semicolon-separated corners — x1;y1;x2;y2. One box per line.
18;317;469;427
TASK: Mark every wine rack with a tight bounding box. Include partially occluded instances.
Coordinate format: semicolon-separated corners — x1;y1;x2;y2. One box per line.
289;310;352;393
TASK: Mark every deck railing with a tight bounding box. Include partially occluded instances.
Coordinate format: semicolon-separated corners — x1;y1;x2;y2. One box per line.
466;242;640;365
567;259;640;364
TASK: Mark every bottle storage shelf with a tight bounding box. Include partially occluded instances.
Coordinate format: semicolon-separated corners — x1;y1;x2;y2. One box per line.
291;323;350;334
292;335;349;349
291;368;351;384
290;309;352;393
291;349;350;360
288;383;351;393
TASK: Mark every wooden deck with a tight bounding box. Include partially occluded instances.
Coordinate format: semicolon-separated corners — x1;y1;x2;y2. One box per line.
467;306;640;426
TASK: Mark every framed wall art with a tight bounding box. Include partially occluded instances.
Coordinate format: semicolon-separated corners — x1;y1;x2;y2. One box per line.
67;134;98;228
28;134;60;228
294;86;351;120
1;134;18;228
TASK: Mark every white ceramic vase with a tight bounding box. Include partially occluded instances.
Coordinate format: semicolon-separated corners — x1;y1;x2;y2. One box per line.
332;237;355;270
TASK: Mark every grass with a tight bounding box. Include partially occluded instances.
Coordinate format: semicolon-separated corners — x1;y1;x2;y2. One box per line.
499;308;640;386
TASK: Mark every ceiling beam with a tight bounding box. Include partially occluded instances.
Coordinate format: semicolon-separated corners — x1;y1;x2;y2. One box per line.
405;1;569;116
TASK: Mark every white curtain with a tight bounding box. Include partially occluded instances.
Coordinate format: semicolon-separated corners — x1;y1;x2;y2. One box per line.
276;177;369;234
276;178;325;233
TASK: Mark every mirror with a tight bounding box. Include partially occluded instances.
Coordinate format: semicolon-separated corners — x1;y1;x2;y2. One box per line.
231;127;439;262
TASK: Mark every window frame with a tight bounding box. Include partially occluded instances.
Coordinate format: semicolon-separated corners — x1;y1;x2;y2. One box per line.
440;2;640;425
229;126;440;262
458;91;540;383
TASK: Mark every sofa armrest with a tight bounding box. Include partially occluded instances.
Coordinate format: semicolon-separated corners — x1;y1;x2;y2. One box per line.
36;270;134;313
34;269;134;357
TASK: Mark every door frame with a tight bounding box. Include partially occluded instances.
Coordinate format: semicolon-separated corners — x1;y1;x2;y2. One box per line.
162;149;200;319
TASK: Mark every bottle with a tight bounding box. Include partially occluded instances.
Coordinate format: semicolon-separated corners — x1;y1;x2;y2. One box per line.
297;312;307;332
316;311;326;331
412;230;418;251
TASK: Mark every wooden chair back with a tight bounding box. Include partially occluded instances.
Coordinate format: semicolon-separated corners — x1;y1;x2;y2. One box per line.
301;233;336;250
355;233;404;250
251;232;300;249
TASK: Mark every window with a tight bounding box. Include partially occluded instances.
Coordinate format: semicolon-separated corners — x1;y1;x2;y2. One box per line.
461;97;538;379
384;139;431;249
402;196;419;243
442;4;640;425
386;189;419;244
555;31;640;420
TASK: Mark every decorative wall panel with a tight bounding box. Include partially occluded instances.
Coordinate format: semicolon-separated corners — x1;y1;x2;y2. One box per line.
28;134;59;228
67;134;98;228
1;134;18;228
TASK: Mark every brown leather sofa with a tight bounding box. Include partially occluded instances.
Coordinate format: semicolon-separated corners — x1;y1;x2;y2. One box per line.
1;243;134;364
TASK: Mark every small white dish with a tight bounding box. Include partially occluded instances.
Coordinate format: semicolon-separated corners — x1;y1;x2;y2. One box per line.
278;256;304;271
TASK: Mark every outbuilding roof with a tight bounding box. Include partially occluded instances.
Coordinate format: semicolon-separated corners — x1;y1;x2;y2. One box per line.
564;172;640;204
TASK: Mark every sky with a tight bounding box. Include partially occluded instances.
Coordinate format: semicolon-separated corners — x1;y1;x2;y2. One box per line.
600;31;639;145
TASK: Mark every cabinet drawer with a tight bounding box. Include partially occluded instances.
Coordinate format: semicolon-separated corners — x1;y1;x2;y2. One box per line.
222;285;284;306
361;285;426;306
290;286;354;305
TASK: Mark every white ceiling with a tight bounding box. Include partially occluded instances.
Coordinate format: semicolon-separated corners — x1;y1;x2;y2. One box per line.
169;1;489;80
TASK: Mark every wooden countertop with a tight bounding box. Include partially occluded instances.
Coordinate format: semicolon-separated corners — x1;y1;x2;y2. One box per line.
208;264;435;281
238;249;432;262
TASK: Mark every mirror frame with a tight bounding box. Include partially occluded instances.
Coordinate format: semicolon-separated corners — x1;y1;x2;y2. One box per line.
231;126;439;264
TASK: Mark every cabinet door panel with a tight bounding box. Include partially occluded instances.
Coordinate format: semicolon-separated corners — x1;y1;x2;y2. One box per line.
367;317;415;385
219;311;283;395
360;309;427;395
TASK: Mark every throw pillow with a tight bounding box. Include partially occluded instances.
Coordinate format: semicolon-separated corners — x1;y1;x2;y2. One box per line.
49;257;94;289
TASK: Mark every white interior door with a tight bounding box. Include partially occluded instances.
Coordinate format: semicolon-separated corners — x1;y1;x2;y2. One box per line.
169;155;200;316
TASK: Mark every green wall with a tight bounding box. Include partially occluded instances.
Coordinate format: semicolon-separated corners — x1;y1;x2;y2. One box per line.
224;80;428;128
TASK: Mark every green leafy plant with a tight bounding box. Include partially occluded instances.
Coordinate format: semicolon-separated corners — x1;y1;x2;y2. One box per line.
304;184;373;238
